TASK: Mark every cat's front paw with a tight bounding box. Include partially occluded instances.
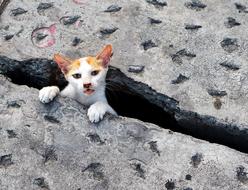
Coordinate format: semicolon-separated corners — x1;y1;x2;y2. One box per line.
39;86;60;103
87;102;107;123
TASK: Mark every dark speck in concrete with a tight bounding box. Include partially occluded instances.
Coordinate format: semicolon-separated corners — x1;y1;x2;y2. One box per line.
60;16;81;25
72;37;82;46
141;40;158;50
100;27;118;35
128;65;145;73
185;174;192;180
7;100;22;108
235;3;248;13
37;3;54;11
171;49;196;64
6;130;17;138
148;141;160;156
0;154;14;167
220;61;240;71
191;153;203;168
42;146;58;163
220;38;239;53
10;8;27;16
185;24;202;30
214;98;222;110
236;166;248;183
104;5;122;12
185;0;207;11
33;177;49;189
171;74;189;84
4;34;14;41
86;133;105;145
131;163;145;179
165;179;176;190
207;89;227;97
146;0;167;7
184;188;193;190
149;17;162;24
82;163;104;180
224;17;241;28
44;115;60;124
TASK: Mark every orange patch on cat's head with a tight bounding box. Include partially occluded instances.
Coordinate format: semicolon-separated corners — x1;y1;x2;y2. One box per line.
86;56;102;70
67;59;81;76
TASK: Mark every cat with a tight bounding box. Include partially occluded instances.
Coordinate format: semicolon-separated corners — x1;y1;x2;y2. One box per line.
39;45;117;123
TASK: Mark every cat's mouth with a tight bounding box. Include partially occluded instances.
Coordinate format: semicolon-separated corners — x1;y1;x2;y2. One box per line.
83;88;95;95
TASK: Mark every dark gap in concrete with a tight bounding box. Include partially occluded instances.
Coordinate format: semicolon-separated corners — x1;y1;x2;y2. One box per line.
0;56;247;153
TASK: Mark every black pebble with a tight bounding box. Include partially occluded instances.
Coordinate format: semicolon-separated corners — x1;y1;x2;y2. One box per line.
60;16;81;25
185;24;202;30
86;133;104;145
148;141;160;156
128;65;145;73
72;37;82;46
44;115;60;124
6;130;17;138
7;100;21;108
37;2;54;11
220;38;239;53
219;61;240;71
4;35;14;41
146;0;167;7
235;3;248;13
33;177;49;188
132;163;145;179
149;17;162;24
185;174;192;180
236;166;248;183
191;153;203;168
0;154;14;167
207;89;227;97
100;27;118;35
165;179;175;190
224;17;241;28
10;8;27;16
171;74;189;84
141;40;158;50
184;188;193;190
104;5;122;12
185;0;207;11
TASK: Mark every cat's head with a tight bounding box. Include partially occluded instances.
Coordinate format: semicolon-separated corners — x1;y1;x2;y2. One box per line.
54;45;112;96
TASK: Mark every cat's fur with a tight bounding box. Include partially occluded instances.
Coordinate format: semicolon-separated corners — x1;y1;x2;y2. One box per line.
39;45;117;122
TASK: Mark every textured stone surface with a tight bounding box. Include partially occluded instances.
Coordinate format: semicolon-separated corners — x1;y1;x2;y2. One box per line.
0;0;248;126
0;76;248;190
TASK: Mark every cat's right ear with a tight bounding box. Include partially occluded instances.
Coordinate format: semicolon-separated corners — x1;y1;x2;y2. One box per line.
53;54;71;74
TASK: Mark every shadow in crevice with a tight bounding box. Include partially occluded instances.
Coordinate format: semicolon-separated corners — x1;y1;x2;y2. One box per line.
0;56;247;153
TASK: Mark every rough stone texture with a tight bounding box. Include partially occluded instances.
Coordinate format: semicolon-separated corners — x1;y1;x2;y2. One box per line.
0;0;248;127
0;76;248;190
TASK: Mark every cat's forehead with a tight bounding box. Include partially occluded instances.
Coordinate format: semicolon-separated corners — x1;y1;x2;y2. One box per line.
78;57;101;70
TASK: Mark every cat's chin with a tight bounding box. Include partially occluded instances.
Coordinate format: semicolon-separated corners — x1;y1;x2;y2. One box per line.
83;89;95;95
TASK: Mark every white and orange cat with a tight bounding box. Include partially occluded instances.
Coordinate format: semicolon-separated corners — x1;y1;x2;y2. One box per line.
39;45;117;122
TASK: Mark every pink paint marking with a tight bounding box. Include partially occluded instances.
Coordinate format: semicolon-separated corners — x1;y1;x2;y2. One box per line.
73;0;84;4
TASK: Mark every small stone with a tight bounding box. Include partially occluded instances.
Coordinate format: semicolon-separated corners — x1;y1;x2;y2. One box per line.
100;27;118;35
0;154;13;167
235;3;248;13
44;115;60;124
33;177;49;188
185;174;192;180
207;89;227;97
220;38;239;53
185;0;207;11
191;153;203;168
6;130;17;138
10;8;27;16
146;0;167;7
7;100;21;108
128;65;145;73
4;34;14;41
185;24;202;30
104;5;122;12
60;16;81;25
141;40;158;50
236;166;248;183
72;37;82;46
171;74;189;84
165;179;175;190
148;141;160;156
148;17;162;24
220;61;240;71
224;17;241;28
37;2;54;11
214;98;222;110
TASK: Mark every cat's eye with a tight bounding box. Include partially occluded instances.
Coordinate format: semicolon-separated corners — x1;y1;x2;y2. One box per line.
91;70;100;76
72;73;81;79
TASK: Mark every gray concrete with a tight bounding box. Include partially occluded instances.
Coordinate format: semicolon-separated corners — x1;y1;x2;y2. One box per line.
0;0;248;126
0;75;248;190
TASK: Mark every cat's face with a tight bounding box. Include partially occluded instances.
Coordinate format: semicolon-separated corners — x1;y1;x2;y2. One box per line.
54;45;112;96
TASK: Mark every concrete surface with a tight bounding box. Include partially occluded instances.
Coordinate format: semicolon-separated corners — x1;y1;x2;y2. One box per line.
0;0;248;126
0;75;248;190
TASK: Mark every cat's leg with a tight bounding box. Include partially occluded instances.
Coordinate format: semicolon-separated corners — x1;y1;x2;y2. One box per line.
39;86;60;103
87;101;117;123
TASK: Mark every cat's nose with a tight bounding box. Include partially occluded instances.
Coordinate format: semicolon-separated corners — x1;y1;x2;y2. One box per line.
83;83;92;88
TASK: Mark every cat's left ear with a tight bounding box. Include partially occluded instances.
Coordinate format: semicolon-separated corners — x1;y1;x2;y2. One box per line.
96;44;113;68
53;54;72;74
